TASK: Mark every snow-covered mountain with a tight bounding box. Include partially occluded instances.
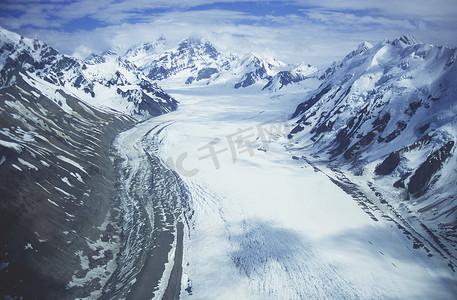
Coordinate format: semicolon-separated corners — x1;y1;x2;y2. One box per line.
289;35;457;257
123;35;168;64
263;62;318;92
125;37;235;84
3;24;457;298
0;27;177;117
0;26;178;298
124;37;318;90
230;53;285;88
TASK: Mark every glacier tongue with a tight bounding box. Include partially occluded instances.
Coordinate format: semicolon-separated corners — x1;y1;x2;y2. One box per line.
125;81;457;299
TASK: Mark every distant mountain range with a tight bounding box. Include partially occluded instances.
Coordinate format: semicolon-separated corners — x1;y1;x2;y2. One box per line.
123;36;318;91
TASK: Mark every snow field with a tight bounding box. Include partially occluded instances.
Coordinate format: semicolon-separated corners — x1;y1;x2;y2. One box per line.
138;81;456;299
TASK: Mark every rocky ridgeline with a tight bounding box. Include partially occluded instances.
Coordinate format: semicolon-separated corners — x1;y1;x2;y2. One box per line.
289;35;457;256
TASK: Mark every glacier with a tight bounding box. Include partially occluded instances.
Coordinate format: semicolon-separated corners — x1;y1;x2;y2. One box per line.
128;78;457;299
1;27;456;299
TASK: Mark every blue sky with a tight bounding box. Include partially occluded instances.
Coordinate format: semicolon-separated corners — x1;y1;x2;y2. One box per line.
1;0;456;67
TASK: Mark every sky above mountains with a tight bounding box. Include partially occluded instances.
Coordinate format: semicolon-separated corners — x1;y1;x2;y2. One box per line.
1;0;456;67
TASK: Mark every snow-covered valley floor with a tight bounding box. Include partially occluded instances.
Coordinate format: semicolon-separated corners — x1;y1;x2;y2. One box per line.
118;82;457;299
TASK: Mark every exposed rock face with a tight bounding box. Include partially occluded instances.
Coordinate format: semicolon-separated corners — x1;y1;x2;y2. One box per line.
262;70;307;91
186;67;219;84
375;152;401;176
0;71;134;299
407;141;454;197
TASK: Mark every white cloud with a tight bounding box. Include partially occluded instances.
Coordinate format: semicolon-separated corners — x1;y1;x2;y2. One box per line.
303;10;416;30
1;1;456;68
295;0;457;22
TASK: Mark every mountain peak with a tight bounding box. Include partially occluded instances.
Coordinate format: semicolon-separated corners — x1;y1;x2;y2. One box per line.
242;52;286;67
391;35;419;46
123;36;168;64
347;41;373;58
179;37;203;45
321;40;373;75
178;37;211;49
0;26;21;44
102;49;119;57
178;37;214;48
177;37;219;58
0;26;43;52
357;41;373;52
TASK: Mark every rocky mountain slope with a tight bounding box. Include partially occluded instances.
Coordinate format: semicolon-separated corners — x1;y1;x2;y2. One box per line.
0;26;180;298
289;35;457;260
0;69;135;298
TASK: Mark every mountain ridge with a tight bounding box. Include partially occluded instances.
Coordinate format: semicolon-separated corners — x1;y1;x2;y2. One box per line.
121;37;318;91
0;26;178;118
289;35;457;261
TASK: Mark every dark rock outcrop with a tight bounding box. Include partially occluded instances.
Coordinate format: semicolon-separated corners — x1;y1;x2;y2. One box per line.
0;71;134;299
408;141;454;197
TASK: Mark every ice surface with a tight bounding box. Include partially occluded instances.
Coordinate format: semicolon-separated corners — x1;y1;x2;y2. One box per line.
123;78;457;298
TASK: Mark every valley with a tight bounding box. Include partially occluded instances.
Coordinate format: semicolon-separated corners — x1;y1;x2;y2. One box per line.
128;82;457;299
0;26;456;299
